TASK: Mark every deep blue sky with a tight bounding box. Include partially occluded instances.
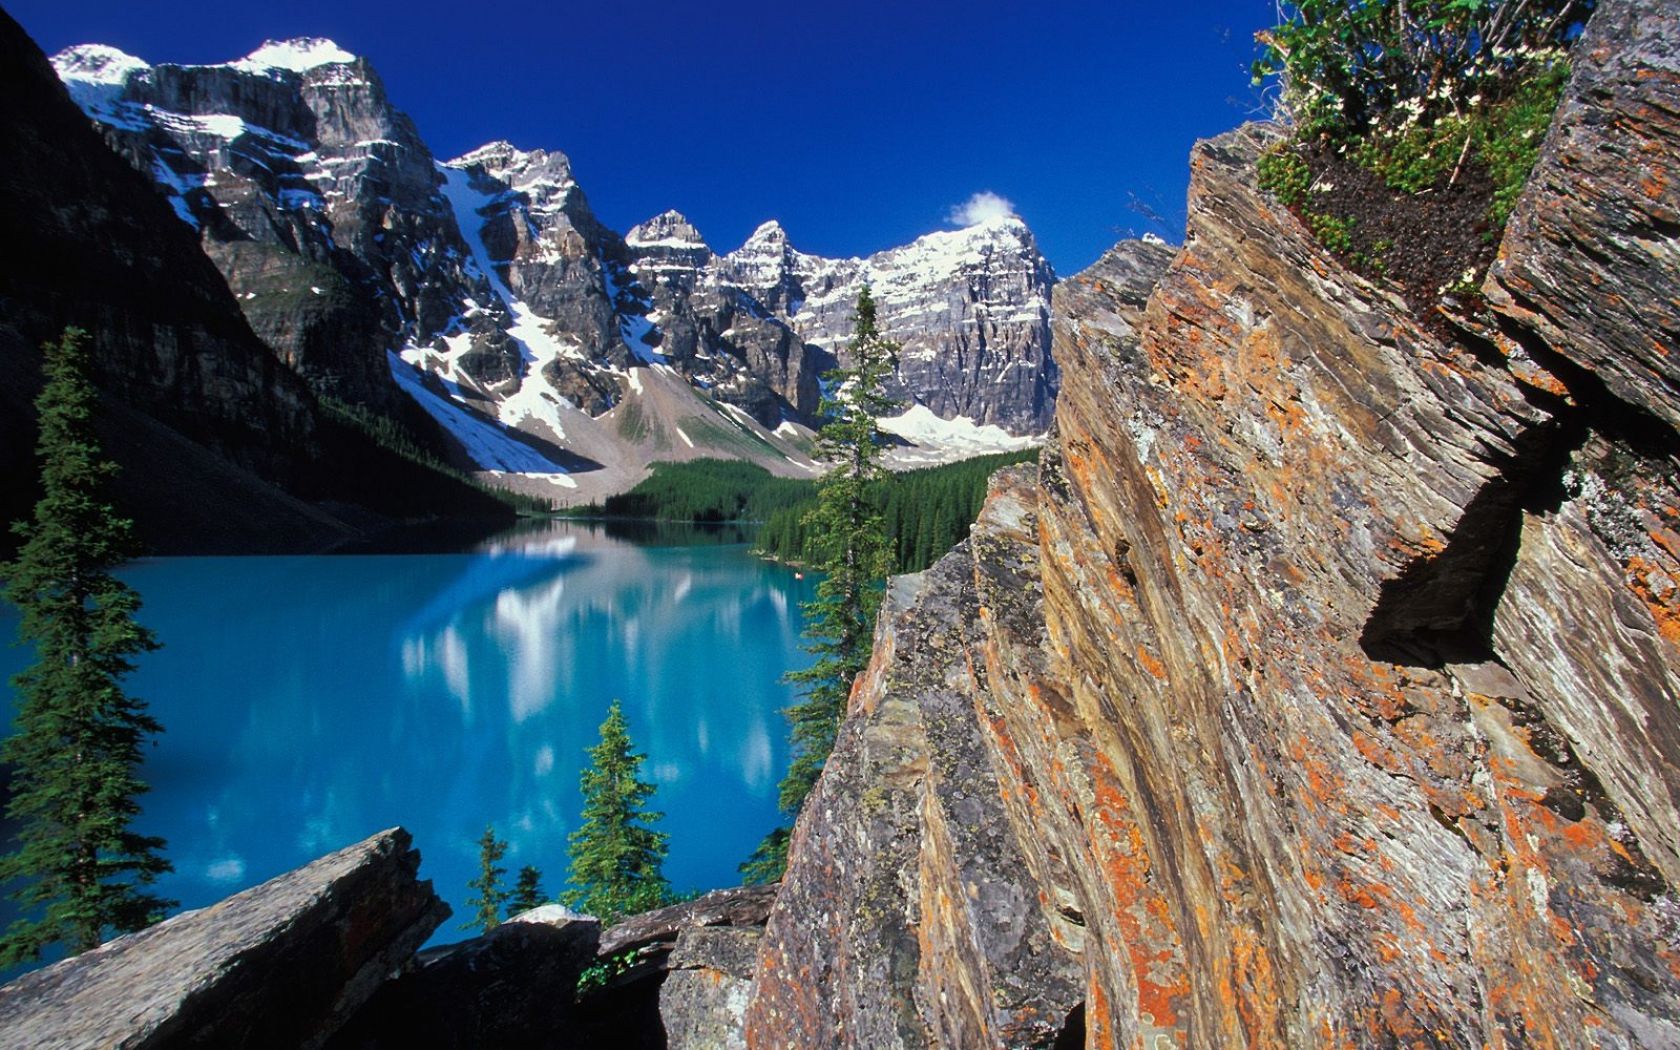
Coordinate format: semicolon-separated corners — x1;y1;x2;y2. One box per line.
9;1;1277;275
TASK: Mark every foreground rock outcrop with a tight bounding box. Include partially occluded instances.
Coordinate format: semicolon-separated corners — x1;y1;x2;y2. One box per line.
328;904;601;1050
747;466;1089;1048
0;829;447;1050
581;885;779;1049
749;0;1680;1043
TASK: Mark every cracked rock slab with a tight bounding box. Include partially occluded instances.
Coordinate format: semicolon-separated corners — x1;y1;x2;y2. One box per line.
0;828;448;1050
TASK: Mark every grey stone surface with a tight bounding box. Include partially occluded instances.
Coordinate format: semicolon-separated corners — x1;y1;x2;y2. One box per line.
660;927;763;1050
747;467;1084;1049
597;884;778;957
1486;0;1680;430
0;828;448;1050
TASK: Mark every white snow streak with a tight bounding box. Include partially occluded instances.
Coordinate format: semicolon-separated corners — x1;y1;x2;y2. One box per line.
386;351;572;479
232;38;356;74
438;164;580;442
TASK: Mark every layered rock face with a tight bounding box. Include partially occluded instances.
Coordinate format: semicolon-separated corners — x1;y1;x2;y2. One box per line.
626;211;824;426
747;466;1089;1048
0;829;448;1050
1486;0;1680;432
749;0;1680;1043
52;38;465;412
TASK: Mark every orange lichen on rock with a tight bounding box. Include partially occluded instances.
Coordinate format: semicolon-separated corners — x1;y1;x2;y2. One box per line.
1624;553;1680;645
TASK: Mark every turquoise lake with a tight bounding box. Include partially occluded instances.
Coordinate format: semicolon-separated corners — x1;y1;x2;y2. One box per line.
0;520;815;945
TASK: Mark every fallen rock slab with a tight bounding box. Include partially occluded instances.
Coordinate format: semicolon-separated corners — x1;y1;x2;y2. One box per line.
0;827;448;1050
596;884;778;958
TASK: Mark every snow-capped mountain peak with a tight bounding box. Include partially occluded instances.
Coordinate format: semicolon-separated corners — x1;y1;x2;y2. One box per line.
51;34;1057;499
742;219;790;247
230;37;357;75
51;43;150;85
51;44;153;123
449;140;544;173
627;210;708;250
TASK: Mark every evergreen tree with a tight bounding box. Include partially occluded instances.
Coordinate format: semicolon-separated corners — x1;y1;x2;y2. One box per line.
564;700;672;922
463;824;509;934
738;827;790;887
509;864;545;915
745;287;898;882
0;328;173;966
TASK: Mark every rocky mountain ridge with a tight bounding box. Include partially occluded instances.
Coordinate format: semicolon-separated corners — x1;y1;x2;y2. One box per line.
0;11;508;554
50;38;1055;501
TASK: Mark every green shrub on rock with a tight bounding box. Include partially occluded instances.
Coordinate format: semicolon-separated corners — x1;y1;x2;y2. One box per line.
1251;1;1590;298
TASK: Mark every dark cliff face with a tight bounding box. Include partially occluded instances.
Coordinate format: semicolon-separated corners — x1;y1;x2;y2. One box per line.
0;17;313;458
748;0;1680;1044
0;8;318;550
0;13;508;553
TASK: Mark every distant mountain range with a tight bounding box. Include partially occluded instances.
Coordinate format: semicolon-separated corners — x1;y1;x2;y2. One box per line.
0;12;511;554
49;37;1056;503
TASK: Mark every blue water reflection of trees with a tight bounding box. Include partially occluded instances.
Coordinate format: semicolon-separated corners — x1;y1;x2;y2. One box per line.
0;520;815;949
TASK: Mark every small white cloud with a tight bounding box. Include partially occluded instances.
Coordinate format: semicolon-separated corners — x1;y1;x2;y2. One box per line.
947;191;1016;227
206;856;246;883
534;744;555;776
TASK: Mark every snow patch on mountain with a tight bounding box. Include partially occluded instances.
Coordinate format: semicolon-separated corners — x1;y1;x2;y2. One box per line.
52;43;149;85
438;164;581;440
387;352;574;482
231;38;357;75
878;404;1041;460
51;45;152;130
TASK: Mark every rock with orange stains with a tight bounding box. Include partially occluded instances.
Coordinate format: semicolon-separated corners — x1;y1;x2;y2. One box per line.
749;1;1680;1045
744;465;1088;1048
1024;78;1680;1040
661;926;765;1050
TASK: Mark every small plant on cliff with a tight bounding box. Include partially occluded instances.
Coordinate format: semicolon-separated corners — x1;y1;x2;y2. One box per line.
1255;0;1590;141
564;700;673;922
1252;1;1590;307
464;825;510;934
0;327;174;965
745;286;898;883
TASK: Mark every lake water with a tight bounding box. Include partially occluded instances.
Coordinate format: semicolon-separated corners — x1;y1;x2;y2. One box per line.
0;520;814;948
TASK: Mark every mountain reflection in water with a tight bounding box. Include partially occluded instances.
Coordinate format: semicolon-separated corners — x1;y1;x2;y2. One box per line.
0;519;815;946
